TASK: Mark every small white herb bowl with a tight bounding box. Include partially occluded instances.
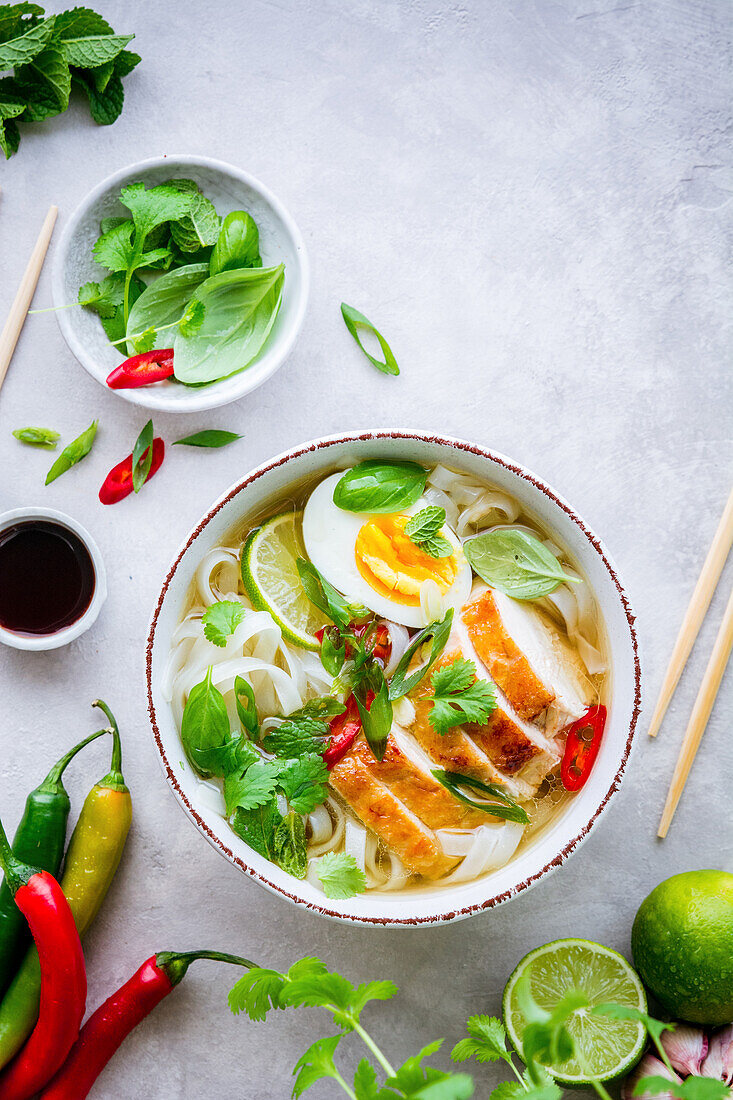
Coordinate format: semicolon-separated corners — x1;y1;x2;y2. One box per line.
147;430;641;926
0;507;107;651
51;155;309;413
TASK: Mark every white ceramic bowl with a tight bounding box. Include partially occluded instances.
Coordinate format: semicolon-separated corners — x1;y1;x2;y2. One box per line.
52;155;309;413
0;507;107;651
147;431;641;925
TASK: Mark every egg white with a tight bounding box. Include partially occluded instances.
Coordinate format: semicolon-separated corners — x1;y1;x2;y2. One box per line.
301;471;472;628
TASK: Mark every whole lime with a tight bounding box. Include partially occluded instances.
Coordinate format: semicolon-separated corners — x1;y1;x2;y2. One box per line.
631;870;733;1025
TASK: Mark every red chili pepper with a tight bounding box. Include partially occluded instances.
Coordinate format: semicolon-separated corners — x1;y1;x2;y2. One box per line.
39;950;253;1100
106;349;174;390
98;438;165;505
323;692;368;769
0;818;86;1100
560;704;607;792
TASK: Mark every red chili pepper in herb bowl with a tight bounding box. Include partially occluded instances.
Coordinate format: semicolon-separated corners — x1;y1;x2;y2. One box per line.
560;704;607;792
39;950;254;1100
0;816;86;1100
99;437;164;505
106;349;174;389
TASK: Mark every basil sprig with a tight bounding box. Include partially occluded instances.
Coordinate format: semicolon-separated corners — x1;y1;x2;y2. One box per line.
431;770;530;824
464;529;580;600
333;461;428;514
131;419;154;493
388;609;454;700
341;302;399;376
45;420;98;485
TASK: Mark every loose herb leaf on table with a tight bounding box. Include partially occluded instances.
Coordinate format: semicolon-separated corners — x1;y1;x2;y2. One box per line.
174;430;242;448
341;302;400;376
13;426;59;448
45;419;97;484
464;529;579;601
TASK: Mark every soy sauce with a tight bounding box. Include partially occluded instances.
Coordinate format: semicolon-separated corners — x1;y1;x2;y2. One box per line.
0;520;95;635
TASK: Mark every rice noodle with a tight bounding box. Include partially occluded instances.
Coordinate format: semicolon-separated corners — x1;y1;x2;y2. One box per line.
168;461;608;897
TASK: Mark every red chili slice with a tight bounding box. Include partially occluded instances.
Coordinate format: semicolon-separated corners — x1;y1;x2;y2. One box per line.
98;438;165;505
106;350;174;390
560;704;607;792
323;694;363;769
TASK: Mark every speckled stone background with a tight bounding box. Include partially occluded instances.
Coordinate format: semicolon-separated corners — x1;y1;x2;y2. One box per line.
0;2;731;1097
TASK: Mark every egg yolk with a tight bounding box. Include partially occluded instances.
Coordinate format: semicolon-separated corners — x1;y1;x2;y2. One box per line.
354;514;458;605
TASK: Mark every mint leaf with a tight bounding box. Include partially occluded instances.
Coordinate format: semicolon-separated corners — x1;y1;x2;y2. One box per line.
58;30;133;69
420;533;455;559
202;599;245;647
73;69;124;124
292;1035;343;1098
287;698;346;722
231;797;282;860
278;754;330;814
430;658;496;734
0;113;20;157
314;852;367;900
113;47;140;78
262;718;330;759
273;810;308;878
13;44;70;120
224;760;282;815
452;1016;511;1065
169;186;220;252
0;5;43;46
0;13;53;69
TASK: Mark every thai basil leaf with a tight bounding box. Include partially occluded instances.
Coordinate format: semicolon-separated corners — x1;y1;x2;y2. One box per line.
210;210;261;275
180;666;230;778
388;610;453;700
431;770;530;824
125;262;209;355
234;675;259;737
45;420;97;484
13;426;59;448
231;798;282;861
296;558;354;632
341;302;399;376
173;429;241;448
273;811;308;878
131;418;153;493
333;461;427;514
464;529;579;600
172;264;284;385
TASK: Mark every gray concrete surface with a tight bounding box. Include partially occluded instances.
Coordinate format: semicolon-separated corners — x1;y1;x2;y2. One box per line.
0;1;731;1096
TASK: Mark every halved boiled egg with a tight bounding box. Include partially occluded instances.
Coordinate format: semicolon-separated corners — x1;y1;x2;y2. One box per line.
302;471;472;628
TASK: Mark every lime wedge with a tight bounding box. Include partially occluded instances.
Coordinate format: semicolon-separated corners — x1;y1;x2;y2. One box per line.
241;511;330;650
502;938;647;1085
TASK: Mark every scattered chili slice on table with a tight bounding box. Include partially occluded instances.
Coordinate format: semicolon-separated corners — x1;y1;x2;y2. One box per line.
99;437;165;504
39;950;254;1100
560;704;607;792
106;349;174;390
0;817;86;1100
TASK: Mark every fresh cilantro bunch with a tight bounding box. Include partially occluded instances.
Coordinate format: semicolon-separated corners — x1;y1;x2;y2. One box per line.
0;4;139;158
228;954;731;1100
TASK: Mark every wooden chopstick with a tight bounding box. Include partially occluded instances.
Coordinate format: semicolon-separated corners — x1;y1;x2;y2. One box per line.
647;485;733;737
658;586;733;837
0;204;58;394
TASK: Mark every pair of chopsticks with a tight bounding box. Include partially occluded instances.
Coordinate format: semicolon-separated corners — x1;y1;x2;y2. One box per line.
651;486;733;837
0;204;58;395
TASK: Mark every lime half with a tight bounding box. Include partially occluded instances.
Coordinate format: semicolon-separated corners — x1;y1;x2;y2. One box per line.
241;511;330;650
502;938;647;1086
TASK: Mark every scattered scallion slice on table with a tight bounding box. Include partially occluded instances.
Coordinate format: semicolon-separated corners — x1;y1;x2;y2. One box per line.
12;427;59;448
45;420;97;485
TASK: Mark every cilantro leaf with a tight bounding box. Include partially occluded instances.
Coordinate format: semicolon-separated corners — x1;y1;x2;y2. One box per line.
224;760;282;815
489;1085;526;1100
353;1059;380;1100
132;326;156;353
93;219;135;272
429;658;496;733
202;599;245;647
452;1016;512;1065
272;811;308;878
228;966;287;1021
262;717;330;759
231;797;282;860
178;297;205;337
277;754;330;814
315;852;367;899
386;1041;475;1099
78;273;123;318
119;181;192;241
636;1078;730;1100
292;1035;343;1098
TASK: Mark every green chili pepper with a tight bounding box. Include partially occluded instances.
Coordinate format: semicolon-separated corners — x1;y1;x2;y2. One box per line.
209;211;261;276
0;701;132;1069
0;728;107;1000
